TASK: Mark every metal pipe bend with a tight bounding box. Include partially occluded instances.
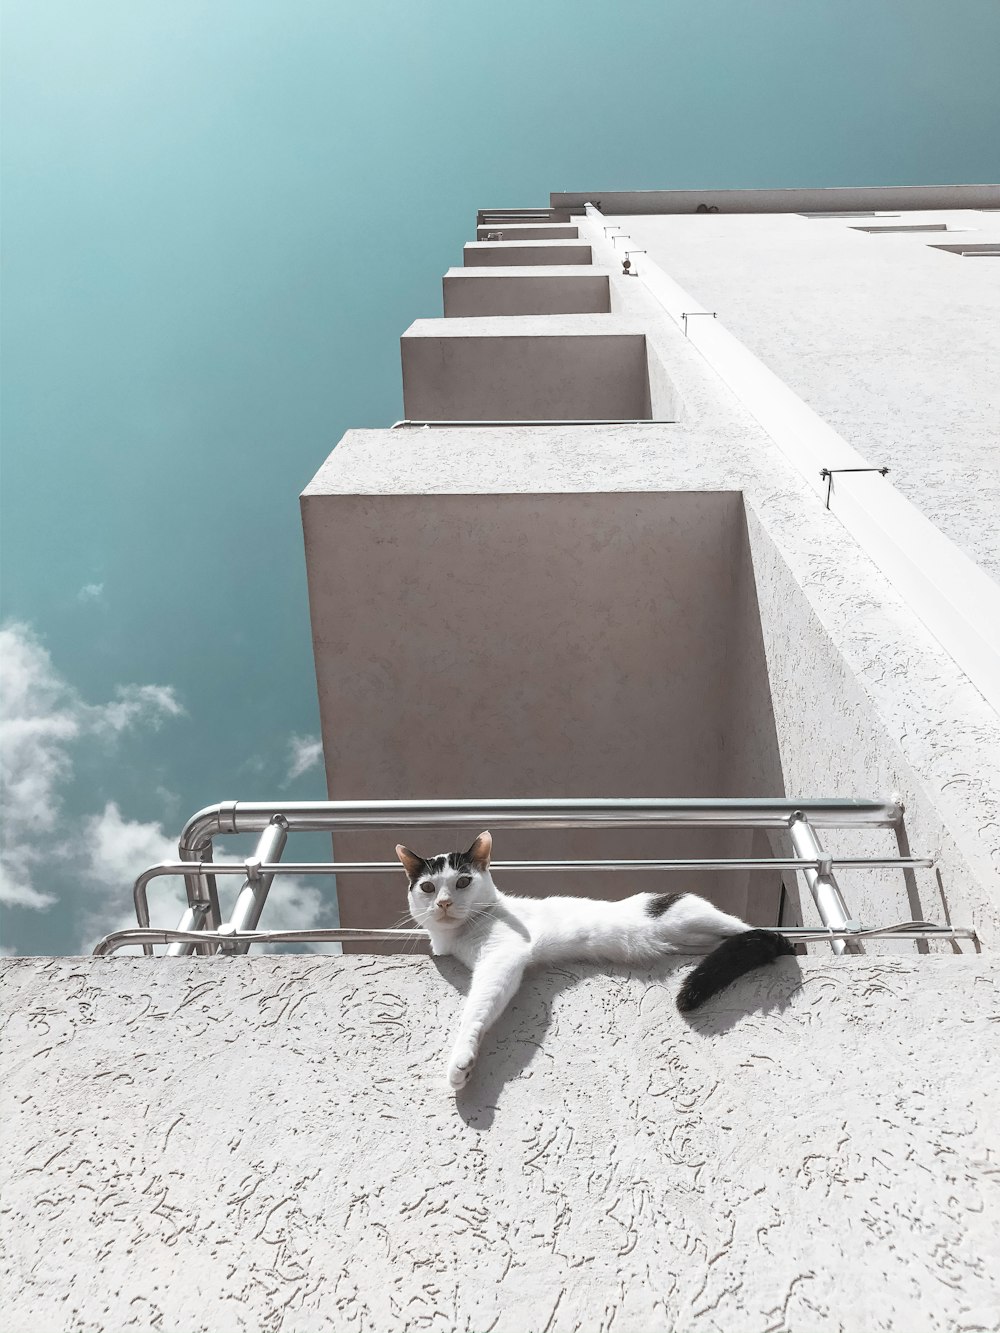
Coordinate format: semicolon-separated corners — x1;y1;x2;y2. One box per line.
178;801;238;859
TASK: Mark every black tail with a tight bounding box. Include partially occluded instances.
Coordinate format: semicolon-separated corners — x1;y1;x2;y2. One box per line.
676;929;795;1013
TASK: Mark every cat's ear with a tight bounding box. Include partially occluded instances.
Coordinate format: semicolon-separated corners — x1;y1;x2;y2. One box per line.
395;844;425;880
466;830;492;871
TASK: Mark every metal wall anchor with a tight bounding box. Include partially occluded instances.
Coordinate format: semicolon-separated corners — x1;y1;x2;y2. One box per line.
681;311;717;335
820;466;889;509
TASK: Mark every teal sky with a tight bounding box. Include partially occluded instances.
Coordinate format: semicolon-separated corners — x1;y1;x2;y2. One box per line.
3;0;999;956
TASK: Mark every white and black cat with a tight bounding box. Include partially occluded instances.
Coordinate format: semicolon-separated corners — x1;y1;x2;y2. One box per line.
396;830;793;1090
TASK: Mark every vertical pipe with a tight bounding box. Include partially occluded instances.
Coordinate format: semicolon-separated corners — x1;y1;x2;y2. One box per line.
218;816;290;955
172;858;221;957
787;814;861;955
163;902;211;956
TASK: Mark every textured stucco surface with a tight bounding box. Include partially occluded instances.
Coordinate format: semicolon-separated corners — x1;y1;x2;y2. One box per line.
614;210;1000;583
2;954;998;1333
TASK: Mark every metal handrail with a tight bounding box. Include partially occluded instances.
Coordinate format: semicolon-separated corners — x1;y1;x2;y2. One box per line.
104;794;925;960
169;797;905;958
93;921;977;958
179;797;904;857
132;852;934;943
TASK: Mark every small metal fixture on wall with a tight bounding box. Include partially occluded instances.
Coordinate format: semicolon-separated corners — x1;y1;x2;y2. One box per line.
680;311;717;335
622;250;645;276
819;466;890;509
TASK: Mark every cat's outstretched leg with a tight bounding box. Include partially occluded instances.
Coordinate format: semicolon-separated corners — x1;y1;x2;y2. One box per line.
447;948;527;1091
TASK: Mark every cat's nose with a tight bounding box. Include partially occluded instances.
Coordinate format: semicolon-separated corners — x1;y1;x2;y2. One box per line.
437;899;452;910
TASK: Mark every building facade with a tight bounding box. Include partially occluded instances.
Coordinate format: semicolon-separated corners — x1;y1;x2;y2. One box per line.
3;185;1000;1332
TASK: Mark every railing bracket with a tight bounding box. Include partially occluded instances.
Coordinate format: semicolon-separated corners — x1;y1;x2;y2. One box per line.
820;466;889;509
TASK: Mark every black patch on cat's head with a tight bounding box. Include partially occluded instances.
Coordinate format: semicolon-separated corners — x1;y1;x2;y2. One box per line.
647;892;686;918
395;835;491;886
422;848;479;874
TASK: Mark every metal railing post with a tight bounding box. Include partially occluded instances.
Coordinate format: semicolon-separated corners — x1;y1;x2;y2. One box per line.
216;815;290;955
788;812;861;954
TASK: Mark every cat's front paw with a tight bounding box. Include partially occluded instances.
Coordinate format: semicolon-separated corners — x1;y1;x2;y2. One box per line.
446;1044;476;1091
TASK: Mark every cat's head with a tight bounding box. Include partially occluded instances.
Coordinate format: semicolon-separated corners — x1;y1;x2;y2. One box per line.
395;830;496;930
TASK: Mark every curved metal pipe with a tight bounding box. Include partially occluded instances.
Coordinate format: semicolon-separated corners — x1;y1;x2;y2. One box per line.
176;801;239;955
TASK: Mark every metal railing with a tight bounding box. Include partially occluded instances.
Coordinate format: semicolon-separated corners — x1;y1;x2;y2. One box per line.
91;796;975;958
476;208;570;226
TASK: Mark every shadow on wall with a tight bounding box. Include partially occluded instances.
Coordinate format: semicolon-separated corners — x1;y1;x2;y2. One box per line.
444;952;804;1130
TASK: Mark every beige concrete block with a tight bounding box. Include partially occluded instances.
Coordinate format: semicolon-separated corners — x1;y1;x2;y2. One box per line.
400;315;651;420
442;266;611;317
475;224;579;241
464;239;592;266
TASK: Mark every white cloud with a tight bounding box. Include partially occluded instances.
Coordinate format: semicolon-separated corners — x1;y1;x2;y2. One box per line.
0;622;335;956
79;800;332;955
79;801;188;953
77;583;105;603
287;732;323;781
87;683;183;737
84;801;179;889
0;621;184;911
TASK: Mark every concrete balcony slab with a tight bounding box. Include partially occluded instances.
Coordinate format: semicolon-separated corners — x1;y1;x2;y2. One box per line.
464;239;592;266
477;206;573;224
442;266;611;317
475;224;579;241
400;314;652;421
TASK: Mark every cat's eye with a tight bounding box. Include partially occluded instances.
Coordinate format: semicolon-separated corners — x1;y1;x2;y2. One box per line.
455;875;472;890
419;881;436;894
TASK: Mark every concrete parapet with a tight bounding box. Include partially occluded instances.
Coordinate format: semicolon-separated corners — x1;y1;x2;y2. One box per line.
464;239;592;266
3;952;998;1332
400;314;657;421
475;223;579;241
442;265;611;317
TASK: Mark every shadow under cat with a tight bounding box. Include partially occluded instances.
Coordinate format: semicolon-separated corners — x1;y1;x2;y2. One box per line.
437;952;804;1130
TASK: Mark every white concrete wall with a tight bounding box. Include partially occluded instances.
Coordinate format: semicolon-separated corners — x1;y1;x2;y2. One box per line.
3;953;998;1333
611;209;1000;582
